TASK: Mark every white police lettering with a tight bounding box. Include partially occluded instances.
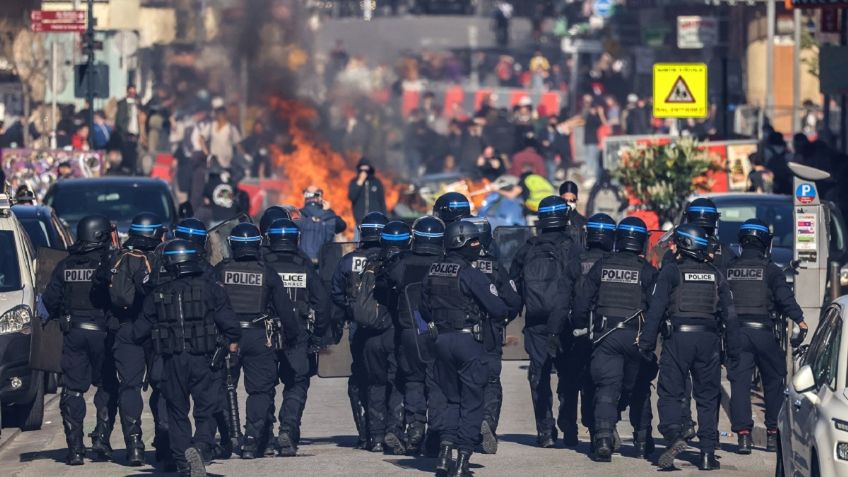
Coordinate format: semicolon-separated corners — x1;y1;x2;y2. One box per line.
684;272;715;282
224;271;263;286
600;268;640;284
581;260;596;275
475;259;494;274
429;262;460;277
351;256;367;273
64;268;95;282
279;272;307;288
726;268;764;281
489;283;499;296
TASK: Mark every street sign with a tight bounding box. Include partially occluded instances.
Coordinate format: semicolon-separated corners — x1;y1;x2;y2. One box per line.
30;10;86;33
593;0;613;18
652;63;708;119
677;16;718;49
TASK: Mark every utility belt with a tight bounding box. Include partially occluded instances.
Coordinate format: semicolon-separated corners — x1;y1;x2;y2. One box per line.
593;315;639;333
660;317;719;339
436;322;483;343
740;314;783;343
239;320;267;329
70;321;105;332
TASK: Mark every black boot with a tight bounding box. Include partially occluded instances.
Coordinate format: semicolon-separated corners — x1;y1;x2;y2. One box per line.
480;420;498;455
594;437;612;462
424;430;441;457
612;427;621;453
698;450;720;470
561;424;579;447
90;424;113;460
450;450;472;477
66;447;85;466
61;392;86;466
184;446;207;477
633;431;655;458
436;443;454;477
406;422;426;456
737;431;753;455
682;421;696;441
537;432;556;448
766;430;778;452
241;435;257;460
370;437;384;453
385;431;407;455
126;434;145;466
276;431;298;457
658;437;688;470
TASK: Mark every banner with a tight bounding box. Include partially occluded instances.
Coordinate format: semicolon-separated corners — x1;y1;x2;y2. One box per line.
1;148;105;199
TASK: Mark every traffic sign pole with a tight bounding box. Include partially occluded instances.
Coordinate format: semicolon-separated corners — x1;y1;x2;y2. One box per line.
86;0;94;150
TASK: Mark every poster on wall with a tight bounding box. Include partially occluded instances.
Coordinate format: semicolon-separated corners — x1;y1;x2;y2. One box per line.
726;142;758;191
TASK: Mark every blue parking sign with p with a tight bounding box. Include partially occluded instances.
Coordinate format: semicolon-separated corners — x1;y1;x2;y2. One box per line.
795;183;816;204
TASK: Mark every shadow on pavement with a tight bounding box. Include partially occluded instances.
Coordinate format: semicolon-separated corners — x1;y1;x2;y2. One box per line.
386;457;483;472
497;433;542;447
300;434;358;447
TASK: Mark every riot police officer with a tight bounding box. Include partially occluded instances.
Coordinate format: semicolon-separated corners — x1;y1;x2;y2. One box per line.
259;206;291;237
422;219;510;477
384;215;446;455
639;224;738;471
263;218;330;456
44;215;118;465
433;192;472;224
510;195;579;447
214;223;302;459
110;212;165;465
684;197;735;272
330;211;389;449
727;219;807;454
134;239;242;477
559;213;616;448
574;217;658;462
464;216;521;454
175;218;210;246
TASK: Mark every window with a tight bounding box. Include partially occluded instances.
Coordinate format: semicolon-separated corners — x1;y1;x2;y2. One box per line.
47;184;173;225
807;306;843;390
0;231;22;292
19;218;54;249
717;201;793;248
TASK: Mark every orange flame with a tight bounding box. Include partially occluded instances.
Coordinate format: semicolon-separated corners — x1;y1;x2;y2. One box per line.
268;97;397;238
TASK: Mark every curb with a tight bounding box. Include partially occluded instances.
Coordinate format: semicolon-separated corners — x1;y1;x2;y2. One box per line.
719;377;768;448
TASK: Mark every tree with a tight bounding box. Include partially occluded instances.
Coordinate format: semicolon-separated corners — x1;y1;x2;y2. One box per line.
612;137;722;225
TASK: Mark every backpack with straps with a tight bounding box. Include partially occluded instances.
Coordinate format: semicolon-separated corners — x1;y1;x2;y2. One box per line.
109;250;151;308
348;259;392;331
521;239;571;320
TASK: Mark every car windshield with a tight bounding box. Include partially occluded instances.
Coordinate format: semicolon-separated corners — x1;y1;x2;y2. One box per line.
0;231;22;292
18;217;54;249
48;184;173;225
716;201;793;248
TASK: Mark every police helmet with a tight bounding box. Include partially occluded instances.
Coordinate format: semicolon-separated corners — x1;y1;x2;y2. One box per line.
163;239;203;277
685;198;719;235
433;192;471;224
586;213;616;252
674;224;711;261
174;218;209;247
129;212;164;241
228;223;262;259
267;218;300;252
537;196;570;230
259;206;291;235
411;215;445;254
738;218;772;250
616;216;649;254
359;211;389;243
76;215;112;250
463;216;493;249
445;219;482;250
381;221;411;251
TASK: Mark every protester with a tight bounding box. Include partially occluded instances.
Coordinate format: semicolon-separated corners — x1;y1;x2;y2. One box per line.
347;157;387;226
115;85;142;174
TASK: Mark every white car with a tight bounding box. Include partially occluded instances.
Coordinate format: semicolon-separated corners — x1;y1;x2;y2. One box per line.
777;295;848;477
0;193;42;431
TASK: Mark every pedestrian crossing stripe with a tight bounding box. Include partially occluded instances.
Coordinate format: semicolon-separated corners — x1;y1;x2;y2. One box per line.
664;76;695;104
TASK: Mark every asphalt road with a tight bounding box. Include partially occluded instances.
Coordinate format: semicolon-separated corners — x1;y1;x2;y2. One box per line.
0;361;775;476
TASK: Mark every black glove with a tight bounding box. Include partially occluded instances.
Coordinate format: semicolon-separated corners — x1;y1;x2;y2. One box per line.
791;324;808;348
637;344;656;362
547;334;561;358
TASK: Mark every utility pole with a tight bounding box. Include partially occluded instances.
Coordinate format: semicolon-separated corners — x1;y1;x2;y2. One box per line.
766;0;775;124
792;7;801;135
85;0;95;149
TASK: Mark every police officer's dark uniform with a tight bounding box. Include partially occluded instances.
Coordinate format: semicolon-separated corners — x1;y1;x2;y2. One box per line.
509;195;578;447
330;211;389;449
263;218;330;456
639;224;738;471
109;212;165;465
214;223;301;459
133;239;241;477
43;215;118;465
727;219;807;454
557;213;615;447
383;215;446;455
422;220;510;477
463;216;521;455
574;217;658;462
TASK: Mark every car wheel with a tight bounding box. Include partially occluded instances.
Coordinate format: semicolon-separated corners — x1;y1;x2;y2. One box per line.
774;432;784;477
18;371;45;431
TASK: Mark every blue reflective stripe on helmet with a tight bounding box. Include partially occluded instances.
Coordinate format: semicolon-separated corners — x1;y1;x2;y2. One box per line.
229;235;262;242
687;206;717;214
176;226;207;236
448;201;470;208
164;249;197;255
538;204;569;213
130;223;162;230
360;223;386;229
382;232;411;241
413;230;444;238
740;223;770;233
587;222;616;230
617;224;648;234
677;230;710;246
268;227;300;235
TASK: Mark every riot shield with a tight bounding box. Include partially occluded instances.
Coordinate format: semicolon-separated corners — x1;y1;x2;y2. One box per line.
318;241;358;281
29;319;63;373
492;226;535;273
35;247;68;294
207;214;251;266
403;282;435;364
317;324;352;378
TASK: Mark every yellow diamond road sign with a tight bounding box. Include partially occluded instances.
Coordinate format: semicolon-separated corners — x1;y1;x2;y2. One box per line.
653;63;708;118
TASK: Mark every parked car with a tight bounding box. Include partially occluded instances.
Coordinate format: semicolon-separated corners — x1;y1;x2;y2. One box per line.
0;195;45;432
43;177;177;239
11;204;74;250
776;295;848;477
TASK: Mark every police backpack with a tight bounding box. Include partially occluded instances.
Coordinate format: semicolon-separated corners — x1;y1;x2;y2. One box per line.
349;261;392;331
109;250;151;308
521;239;571;320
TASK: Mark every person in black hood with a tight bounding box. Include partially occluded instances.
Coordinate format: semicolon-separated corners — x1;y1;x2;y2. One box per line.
348;158;387;227
298;186;347;263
